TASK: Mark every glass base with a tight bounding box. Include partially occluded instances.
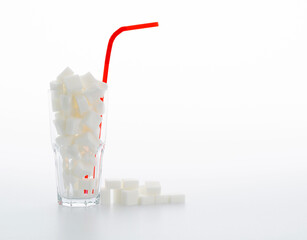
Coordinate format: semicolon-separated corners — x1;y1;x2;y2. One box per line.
58;193;100;207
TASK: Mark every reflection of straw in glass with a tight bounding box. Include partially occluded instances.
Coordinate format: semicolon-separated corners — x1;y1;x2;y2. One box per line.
102;22;159;83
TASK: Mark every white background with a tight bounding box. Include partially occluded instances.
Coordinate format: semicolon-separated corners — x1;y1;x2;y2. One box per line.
1;0;307;239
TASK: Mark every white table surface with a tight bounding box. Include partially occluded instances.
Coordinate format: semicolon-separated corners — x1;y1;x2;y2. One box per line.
1;152;307;240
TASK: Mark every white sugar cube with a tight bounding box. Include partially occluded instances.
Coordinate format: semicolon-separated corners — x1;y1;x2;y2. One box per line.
100;188;111;205
139;185;146;195
82;111;101;132
50;80;63;91
51;91;61;112
53;118;66;135
59;94;73;116
84;87;104;104
121;190;138;206
155;195;170;204
81;152;96;165
75;132;101;153
105;179;122;189
169;194;185;204
66;144;81;160
122;179;139;190
80;72;97;89
93;100;105;114
145;181;161;196
72;160;94;178
63;74;83;93
63;174;79;193
55;135;73;147
96;81;108;92
113;189;121;204
139;195;155;205
75;95;89;115
57;67;74;81
65;117;81;135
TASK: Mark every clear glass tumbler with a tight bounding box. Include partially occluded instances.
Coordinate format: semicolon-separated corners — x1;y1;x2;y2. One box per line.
49;86;107;207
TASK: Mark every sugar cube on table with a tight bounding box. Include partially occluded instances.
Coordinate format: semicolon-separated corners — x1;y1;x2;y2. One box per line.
113;189;121;204
57;67;74;81
105;179;122;189
155;195;170;204
75;95;89;115
122;179;139;190
145;181;161;196
63;75;83;93
100;188;111;205
121;190;139;206
139;185;146;195
139;195;155;205
65;117;81;135
169;194;185;204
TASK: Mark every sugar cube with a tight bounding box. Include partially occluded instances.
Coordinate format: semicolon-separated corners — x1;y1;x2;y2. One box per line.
96;81;108;92
169;194;185;204
121;190;138;206
75;132;101;153
145;181;161;195
53;118;66;135
81;152;96;165
71;160;94;178
139;195;155;205
122;179;139;190
63;74;83;93
65;117;82;135
59;94;73;116
51;91;61;112
105;179;122;189
66;144;81;160
50;80;63;91
155;195;170;204
93;100;105;114
84;87;104;104
79;178;95;190
82;111;101;132
55;135;73;147
100;188;111;205
75;95;89;115
113;189;121;204
80;72;97;89
57;67;74;81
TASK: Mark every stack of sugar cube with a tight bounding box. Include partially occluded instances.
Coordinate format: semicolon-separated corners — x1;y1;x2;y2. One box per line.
101;179;185;206
50;67;107;198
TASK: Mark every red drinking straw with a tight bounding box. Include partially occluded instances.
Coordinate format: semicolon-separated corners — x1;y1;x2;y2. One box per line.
102;22;159;83
91;22;159;192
